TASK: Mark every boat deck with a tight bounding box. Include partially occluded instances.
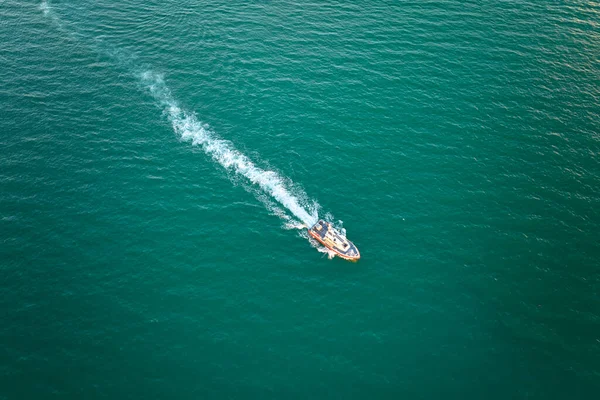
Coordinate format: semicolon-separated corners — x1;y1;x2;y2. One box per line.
308;220;360;260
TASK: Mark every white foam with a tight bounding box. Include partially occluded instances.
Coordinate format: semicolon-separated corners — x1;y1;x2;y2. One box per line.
302;230;336;259
40;0;50;16
39;2;324;231
39;0;72;35
318;247;337;259
140;71;319;227
283;221;307;230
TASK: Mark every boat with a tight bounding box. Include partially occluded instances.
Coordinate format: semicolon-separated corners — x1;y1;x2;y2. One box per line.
307;220;360;261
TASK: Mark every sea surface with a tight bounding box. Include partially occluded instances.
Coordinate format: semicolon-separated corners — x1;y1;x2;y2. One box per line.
1;1;599;399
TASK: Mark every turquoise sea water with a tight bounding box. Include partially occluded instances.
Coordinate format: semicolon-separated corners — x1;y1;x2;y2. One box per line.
1;1;599;398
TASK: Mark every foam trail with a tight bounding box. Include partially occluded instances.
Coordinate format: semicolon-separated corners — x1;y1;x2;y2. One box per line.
40;0;320;228
40;1;62;28
39;0;82;42
40;0;49;15
140;71;319;227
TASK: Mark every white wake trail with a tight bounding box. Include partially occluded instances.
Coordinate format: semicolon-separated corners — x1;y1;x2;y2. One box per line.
40;0;49;15
140;71;319;227
40;0;321;229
